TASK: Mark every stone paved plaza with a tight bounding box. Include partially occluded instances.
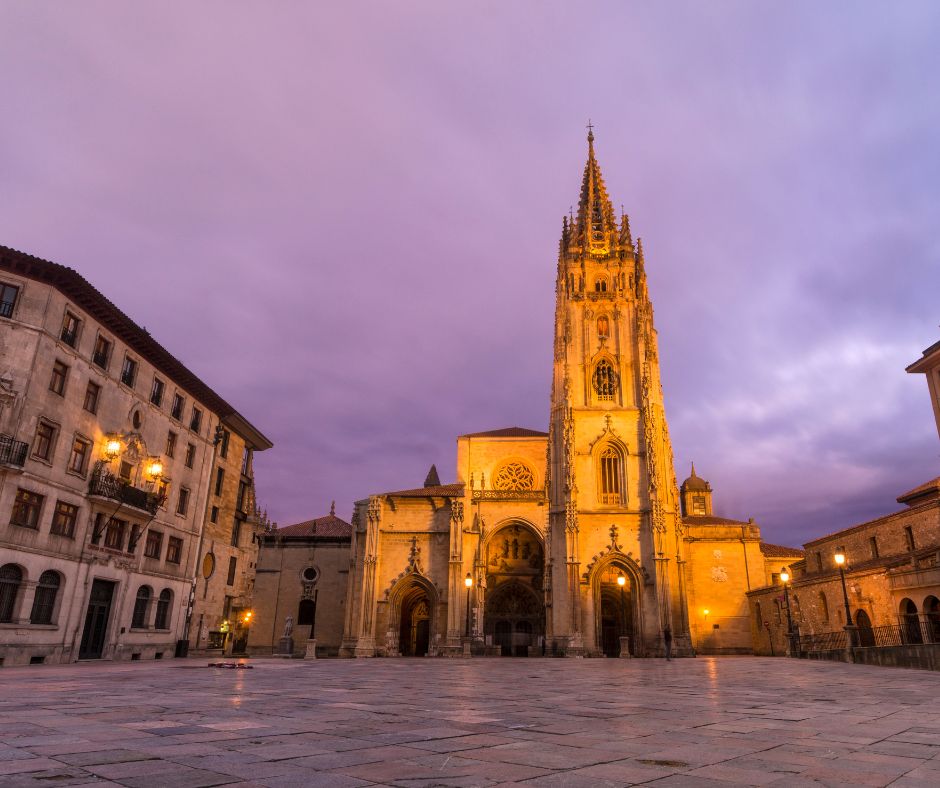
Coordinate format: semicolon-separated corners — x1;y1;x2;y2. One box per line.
0;658;939;787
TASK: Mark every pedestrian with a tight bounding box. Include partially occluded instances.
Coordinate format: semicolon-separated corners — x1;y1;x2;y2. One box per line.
663;627;672;661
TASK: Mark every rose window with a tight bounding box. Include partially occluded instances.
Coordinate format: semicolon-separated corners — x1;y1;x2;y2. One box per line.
493;462;535;491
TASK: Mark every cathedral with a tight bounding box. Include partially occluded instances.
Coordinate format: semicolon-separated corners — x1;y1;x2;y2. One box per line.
338;131;797;659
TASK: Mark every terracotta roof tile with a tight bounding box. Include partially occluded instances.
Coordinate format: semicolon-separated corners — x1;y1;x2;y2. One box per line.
276;514;352;539
682;515;749;526
896;476;940;505
460;427;548;438
382;483;464;498
760;542;805;558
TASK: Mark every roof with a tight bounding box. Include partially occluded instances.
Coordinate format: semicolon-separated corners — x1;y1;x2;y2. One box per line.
680;462;710;492
760;542;805;559
896;476;940;506
459;427;548;439
0;244;272;450
382;483;464;498
275;514;352;539
906;338;940;373
682;515;749;526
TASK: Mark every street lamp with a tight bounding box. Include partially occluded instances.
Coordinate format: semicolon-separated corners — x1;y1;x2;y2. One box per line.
616;572;630;658
780;570;797;657
834;552;855;651
464;573;473;639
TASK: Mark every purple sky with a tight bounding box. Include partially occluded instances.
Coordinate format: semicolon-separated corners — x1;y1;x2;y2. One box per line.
2;3;939;547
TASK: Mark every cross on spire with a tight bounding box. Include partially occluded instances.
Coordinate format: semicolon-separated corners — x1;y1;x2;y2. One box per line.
586;118;594;140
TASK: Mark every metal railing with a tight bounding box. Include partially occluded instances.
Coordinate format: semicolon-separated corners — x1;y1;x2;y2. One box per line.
92;349;110;368
60;328;78;347
88;466;161;514
799;618;940;653
798;629;847;652
0;434;29;467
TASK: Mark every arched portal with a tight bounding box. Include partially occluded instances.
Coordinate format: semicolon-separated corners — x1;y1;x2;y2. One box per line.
482;521;545;657
399;587;431;657
855;609;875;647
484;581;544;657
900;598;922;644
924;596;940;643
591;558;640;656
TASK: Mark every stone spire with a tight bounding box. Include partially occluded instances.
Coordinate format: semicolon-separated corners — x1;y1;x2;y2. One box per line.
574;127;617;252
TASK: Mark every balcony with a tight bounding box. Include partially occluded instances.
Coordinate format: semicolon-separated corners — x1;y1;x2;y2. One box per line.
60;327;78;348
0;434;28;468
888;564;940;592
88;467;161;515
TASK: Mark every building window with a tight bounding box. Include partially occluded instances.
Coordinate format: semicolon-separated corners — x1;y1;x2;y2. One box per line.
150;377;165;407
754;602;762;626
166;536;183;564
184;443;196;469
60;311;81;347
219;429;230;459
132;586;151;629
594;277;608;292
904;526;916;551
598;446;623;505
176;487;190;516
165;431;177;458
67;436;91;476
190;407;202;433
49;360;69;396
815;552;823;572
170;393;184;420
0;564;22;622
771;572;780;585
597;315;610;338
592;359;618;401
214;467;225;497
241;447;252;475
0;282;19;318
774;599;782;624
154;589;172;630
10;489;43;529
210;506;219;523
144;530;163;559
119;460;134;482
83;381;101;414
231;517;242;547
33;420;57;462
691;494;706;515
226;556;237;586
120;356;138;387
92;335;112;369
236;480;249;513
819;592;830;623
29;571;61;625
103;518;127;551
51;501;78;538
869;536;879;559
297;598;316;627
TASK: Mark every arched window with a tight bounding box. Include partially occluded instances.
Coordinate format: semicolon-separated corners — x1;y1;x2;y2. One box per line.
598;446;624;505
593;359;618;401
0;564;22;623
132;586;151;629
818;592;829;624
30;571;61;625
594;278;608;292
493;462;535;491
154;589;172;630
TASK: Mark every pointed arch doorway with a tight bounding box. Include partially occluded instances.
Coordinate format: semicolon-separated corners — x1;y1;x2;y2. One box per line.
595;563;638;657
484;581;544;657
399;588;431;656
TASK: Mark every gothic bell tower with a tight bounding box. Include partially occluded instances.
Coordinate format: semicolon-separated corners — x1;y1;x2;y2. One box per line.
546;128;691;656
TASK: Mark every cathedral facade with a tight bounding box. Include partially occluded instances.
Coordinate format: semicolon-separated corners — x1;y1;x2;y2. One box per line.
339;132;787;658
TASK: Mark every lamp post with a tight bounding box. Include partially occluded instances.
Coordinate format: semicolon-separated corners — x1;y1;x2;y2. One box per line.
464;573;473;640
780;570;797;657
617;573;630;658
835;552;856;656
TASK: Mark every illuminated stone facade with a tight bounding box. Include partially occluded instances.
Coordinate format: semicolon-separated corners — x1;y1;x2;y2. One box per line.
339;134;791;658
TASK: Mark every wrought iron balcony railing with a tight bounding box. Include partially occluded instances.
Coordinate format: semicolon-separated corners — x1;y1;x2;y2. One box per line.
60;328;78;347
0;434;28;468
88;466;161;515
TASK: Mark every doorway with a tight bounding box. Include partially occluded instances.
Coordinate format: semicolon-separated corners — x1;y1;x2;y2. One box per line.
399;593;430;656
855;609;875;647
484;581;544;657
596;566;636;657
79;580;115;659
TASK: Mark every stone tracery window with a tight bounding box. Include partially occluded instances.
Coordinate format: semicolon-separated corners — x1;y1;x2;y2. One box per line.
598;445;624;505
493;462;535;491
593;359;618;401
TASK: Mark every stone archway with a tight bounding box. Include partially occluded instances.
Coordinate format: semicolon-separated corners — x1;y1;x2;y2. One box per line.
484;581;544;657
399;586;431;657
591;558;640;657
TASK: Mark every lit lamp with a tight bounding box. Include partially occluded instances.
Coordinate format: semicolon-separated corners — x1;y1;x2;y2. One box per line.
617;572;629;658
104;436;122;460
145;458;163;480
242;610;253;625
464;573;473;641
835;552;855;651
780;569;797;657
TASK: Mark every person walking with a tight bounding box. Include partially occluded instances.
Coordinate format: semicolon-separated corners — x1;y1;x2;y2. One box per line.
663;627;673;661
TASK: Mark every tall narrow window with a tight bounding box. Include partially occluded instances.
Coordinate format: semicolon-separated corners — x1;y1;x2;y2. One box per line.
869;536;879;559
598;446;623;505
231;517;242;547
67;437;91;476
92;335;112;369
83;381;101;414
121;356;138;387
190;407;202;433
219;429;230;459
904;526;916;551
33;420;57;462
165;431;177;458
184;443;196;469
592;359;618;401
0;282;19;318
49;360;68;395
154;589;172;630
170;393;184;420
150;377;165;407
51;501;78;538
226;556;237;586
214;467;225;496
30;571;61;625
0;564;22;622
132;586;151;629
166;536;183;564
176;487;190;516
60;311;80;347
819;592;830;624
